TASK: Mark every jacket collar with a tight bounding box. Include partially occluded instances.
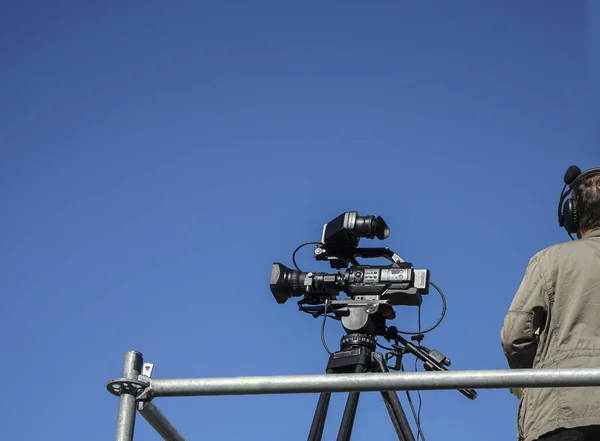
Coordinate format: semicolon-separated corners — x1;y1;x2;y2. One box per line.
583;229;600;239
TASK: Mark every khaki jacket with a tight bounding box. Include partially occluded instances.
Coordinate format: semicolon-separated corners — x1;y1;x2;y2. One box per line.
501;229;600;441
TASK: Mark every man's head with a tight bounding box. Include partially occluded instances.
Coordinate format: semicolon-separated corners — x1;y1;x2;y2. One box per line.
573;172;600;237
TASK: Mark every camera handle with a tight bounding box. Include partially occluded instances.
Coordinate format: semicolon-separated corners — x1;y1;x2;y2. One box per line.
314;245;406;269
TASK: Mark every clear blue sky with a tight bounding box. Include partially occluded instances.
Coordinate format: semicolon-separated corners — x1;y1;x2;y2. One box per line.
1;2;598;440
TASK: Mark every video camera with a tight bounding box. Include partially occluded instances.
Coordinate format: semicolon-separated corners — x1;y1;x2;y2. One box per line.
270;211;431;308
268;211;477;404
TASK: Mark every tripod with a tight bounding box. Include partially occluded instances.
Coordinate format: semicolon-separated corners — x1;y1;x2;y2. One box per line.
306;333;416;441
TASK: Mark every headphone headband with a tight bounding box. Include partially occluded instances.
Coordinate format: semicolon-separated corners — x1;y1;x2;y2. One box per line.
570;167;600;190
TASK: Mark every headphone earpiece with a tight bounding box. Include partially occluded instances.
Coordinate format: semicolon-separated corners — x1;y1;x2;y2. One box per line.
562;198;578;235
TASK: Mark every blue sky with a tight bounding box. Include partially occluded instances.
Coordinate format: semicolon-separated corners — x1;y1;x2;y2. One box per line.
1;2;597;440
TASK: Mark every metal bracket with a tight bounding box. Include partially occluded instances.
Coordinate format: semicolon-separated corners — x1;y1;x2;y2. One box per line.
106;378;147;397
136;362;155;401
142;363;154;378
136;381;155;401
107;362;155;400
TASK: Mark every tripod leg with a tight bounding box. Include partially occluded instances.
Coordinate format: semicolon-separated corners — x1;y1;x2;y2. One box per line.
336;392;360;441
373;353;416;441
335;363;365;441
307;392;331;441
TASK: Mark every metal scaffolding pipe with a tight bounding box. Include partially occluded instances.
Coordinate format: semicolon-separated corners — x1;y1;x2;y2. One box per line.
115;351;143;441
150;368;600;397
137;401;186;441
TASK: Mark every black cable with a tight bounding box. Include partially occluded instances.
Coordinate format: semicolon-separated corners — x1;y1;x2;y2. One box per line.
401;363;426;441
394;281;447;335
413;363;424;441
413;355;423;439
297;300;341;320
292;242;322;271
417;394;423;440
413;306;425;441
321;300;333;355
377;342;394;351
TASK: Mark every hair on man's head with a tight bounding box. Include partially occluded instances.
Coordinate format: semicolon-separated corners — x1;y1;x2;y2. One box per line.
573;173;600;235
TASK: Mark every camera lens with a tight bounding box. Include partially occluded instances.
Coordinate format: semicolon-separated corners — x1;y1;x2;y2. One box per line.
270;263;305;304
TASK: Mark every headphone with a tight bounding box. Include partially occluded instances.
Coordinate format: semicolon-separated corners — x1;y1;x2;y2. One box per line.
558;165;600;238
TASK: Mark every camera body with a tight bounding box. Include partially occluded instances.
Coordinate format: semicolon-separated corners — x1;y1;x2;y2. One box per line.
344;263;430;304
270;261;429;307
270;212;430;307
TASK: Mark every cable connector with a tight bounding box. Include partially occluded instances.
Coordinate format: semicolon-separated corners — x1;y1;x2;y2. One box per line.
410;334;425;345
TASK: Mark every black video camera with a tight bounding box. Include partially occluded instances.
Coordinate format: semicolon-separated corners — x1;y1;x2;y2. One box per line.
269;212;430;308
268;212;478;402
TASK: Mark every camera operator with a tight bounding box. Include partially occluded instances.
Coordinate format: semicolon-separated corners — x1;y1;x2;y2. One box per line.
501;166;600;441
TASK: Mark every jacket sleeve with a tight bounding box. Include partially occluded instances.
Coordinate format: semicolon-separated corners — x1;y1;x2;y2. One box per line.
500;255;548;369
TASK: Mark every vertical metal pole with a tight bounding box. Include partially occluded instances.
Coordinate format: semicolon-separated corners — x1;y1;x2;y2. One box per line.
115;351;143;441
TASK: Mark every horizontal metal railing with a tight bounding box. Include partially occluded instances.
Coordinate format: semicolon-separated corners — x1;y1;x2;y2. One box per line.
149;367;600;396
110;351;600;441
